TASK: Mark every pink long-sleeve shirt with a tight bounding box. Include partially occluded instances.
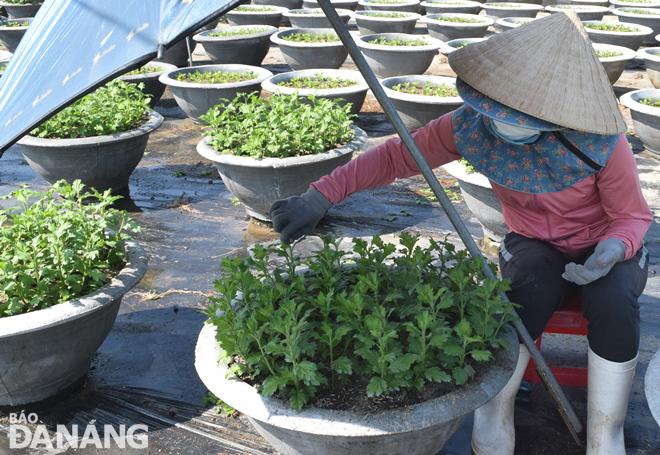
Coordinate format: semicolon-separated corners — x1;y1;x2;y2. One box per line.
312;111;652;260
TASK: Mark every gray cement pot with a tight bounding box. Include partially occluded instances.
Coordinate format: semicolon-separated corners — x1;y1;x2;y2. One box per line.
441;37;487;55
0;240;148;406
193;25;278;66
442;160;509;242
593;42;637;85
119;61;178;108
620;88;660;158
482;2;544;18
284;8;352;28
159;64;273;123
153;37;197;67
494;16;538;32
420;0;484;15
195;323;517;455
544;4;609;20
18;111;163;194
0;17;30;53
611;7;660;45
358;0;423;13
583;20;654;51
0;1;41;19
639;46;660;88
303;0;360;10
262;69;369;116
355;33;443;78
271;28;349;70
423;13;494;42
196;126;367;221
225;5;288;27
610;0;660;9
571;0;610;6
253;0;304;25
381;75;463;130
353;10;422;35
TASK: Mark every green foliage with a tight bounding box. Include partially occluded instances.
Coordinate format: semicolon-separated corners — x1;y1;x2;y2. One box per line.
175;70;258;84
367;37;429;46
200;92;355;158
208;27;270;36
391;81;458;97
624;8;660;13
0;21;30;27
277;72;359;89
596;49;624;58
0;180;140;318
124;65;164;76
490;3;526;6
459;158;476;173
583;22;639;32
435;15;484;23
203;391;238;417
361;11;410;17
207;233;517;412
640;97;660;108
0;62;7;71
30;80;150;139
281;32;340;42
3;0;40;4
235;5;276;11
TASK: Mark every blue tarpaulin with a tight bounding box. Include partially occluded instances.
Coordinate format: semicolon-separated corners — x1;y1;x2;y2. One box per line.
0;0;242;156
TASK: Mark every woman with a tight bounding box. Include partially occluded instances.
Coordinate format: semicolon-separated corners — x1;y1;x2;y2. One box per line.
269;12;651;455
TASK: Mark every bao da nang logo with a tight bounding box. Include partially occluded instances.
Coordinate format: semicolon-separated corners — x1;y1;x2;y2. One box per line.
8;411;149;449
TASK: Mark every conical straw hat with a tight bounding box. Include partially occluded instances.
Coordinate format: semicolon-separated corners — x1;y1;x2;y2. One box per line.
447;11;626;135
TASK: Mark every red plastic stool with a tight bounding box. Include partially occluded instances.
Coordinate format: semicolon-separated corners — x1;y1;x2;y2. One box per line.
522;295;589;387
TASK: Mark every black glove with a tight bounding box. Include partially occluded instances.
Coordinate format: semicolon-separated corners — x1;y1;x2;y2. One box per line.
269;188;332;244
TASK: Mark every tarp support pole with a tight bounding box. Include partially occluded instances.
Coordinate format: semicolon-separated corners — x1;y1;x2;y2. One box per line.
316;0;585;446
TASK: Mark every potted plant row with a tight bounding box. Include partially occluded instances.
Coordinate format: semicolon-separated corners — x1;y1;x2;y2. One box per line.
0;180;147;405
352;10;422;35
611;7;660;44
0;17;31;53
196;92;368;221
582;20;653;50
18;80;163;194
195;232;519;455
358;0;423;13
193;25;278;66
355;33;443;78
0;0;41;19
271;28;348;70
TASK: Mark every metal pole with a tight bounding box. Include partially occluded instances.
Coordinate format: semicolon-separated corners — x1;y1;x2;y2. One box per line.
316;0;585;445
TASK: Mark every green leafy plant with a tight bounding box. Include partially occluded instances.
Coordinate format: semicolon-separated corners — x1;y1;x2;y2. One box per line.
623;8;660;13
281;32;340;42
3;0;41;4
435;15;484;23
0;21;30;27
206;233;517;412
489;3;526;6
459;157;476;173
124;65;164;76
277;72;359;89
392;81;458;97
368;37;429;46
360;11;411;17
175;70;258;84
583;23;639;32
203;391;238;417
200;92;355;158
0;180;140;318
234;5;277;11
364;0;407;3
0;62;7;71
640;97;660;108
596;49;624;58
617;0;653;2
208;27;271;36
30;80;151;139
291;9;325;14
552;4;590;9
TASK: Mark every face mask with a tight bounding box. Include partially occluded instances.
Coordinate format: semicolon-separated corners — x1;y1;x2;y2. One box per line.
486;117;543;145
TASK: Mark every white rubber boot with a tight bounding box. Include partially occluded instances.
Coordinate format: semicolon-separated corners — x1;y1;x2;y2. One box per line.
471;344;531;455
586;347;638;455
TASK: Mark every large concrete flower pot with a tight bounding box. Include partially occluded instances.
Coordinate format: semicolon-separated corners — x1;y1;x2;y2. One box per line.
196;127;368;221
0;1;41;19
18;111;163;194
355;33;443;78
593;42;637;85
225;5;288;27
620;88;660;158
284;8;353;28
582;20;654;51
271;28;349;70
358;0;422;13
353;10;422;34
0;240;148;406
423;13;494;41
440;37;488;55
261;69;369;116
195;323;518;455
611;7;660;45
610;0;660;9
442;160;509;242
544;4;609;21
380;75;463;129
494;16;539;33
421;0;483;15
193;25;278;66
482;2;544;18
159;64;273;123
0;17;31;53
639;46;660;88
153;37;197;67
119;61;178;108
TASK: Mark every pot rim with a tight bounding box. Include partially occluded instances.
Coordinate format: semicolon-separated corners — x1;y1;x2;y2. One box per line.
610;0;660;6
592;42;637;61
482;2;544;10
284;7;353;17
381;75;464;104
195;323;518;435
262;68;370;95
582;20;654;35
620;88;660;114
423;12;495;26
420;0;483;6
357;0;421;5
0;1;42;5
356;32;443;51
545;4;609;12
0;17;32;28
119;61;178;82
226;5;288;14
158;64;274;89
442;37;487;53
197;125;367;167
193;25;278;43
0;240;147;336
271;27;345;47
612;6;660;17
638;45;660;61
17;110;163;146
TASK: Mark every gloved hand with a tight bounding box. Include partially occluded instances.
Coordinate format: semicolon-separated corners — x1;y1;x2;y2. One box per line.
269;187;332;244
562;238;626;285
